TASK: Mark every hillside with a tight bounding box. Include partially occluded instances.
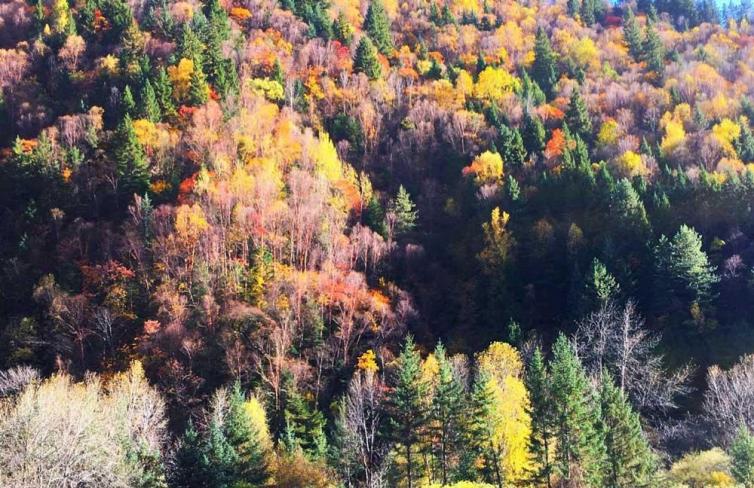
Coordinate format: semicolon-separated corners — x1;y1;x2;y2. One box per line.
2;0;754;485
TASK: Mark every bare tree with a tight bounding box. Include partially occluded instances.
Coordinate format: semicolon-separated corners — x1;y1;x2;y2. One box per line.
0;366;39;397
573;300;692;416
704;354;754;443
342;370;388;488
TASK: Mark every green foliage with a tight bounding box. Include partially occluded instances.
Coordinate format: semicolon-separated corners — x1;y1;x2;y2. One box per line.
225;383;270;484
522;112;546;154
532;28;558;98
624;8;643;61
549;334;605;487
140;79;161;122
582;258;620;311
333;11;354;45
114;114;149;197
730;425;754;487
388;336;429;487
526;347;554;486
642;21;665;77
599;375;656;487
389;185;418;237
121;85;136;117
431;342;466;485
354;37;382;80
153;67;176;118
364;0;394;55
566;90;592;142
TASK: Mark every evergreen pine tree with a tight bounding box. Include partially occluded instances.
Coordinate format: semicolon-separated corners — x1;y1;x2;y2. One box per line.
581;0;595;25
654;224;719;309
179;24;204;64
610;178;649;233
272;59;285;87
364;0;394;55
224;383;269;485
523;112;546;154
566;90;592;142
737;123;754;161
499;125;526;167
114;114;150;197
389;185;418;236
526;347;554;488
141;79;161;122
532;27;558;98
153;68;176;117
354;37;382;80
600;375;656;487
549;334;605;487
172;422;207;488
582;258;620;311
202;417;237;488
333;11;354;45
282;381;328;458
568;0;581;18
642;21;665;77
431;342;465;485
624;8;644;61
121;85;136;117
730;425;754;487
467;371;504;487
188;63;209;105
388;336;429;488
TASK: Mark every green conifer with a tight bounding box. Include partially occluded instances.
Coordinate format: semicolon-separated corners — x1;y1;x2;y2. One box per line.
532;27;558;98
364;0;394;55
354;37;382;80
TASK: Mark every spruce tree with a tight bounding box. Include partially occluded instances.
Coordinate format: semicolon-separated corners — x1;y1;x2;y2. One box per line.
114;114;150;197
188;63;209;105
566;90;592;142
467;371;504;487
526;347;554;488
202;417;237;488
523;112;546;154
431;342;465;485
224;383;269;485
610;178;650;233
549;334;605;487
282;382;328;459
623;8;644;61
532;27;558;98
332;11;354;45
600;375;656;487
389;185;418;236
580;0;595;25
568;0;581;18
141;79;161;122
654;224;719;308
736;123;754;161
388;336;429;488
581;259;619;314
730;425;754;487
121;85;136;117
354;37;382;80
364;0;394;55
499;125;526;167
642;21;665;77
153;68;176;118
172;422;207;488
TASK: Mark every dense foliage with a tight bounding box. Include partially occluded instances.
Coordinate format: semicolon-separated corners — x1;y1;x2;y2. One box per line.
4;0;754;484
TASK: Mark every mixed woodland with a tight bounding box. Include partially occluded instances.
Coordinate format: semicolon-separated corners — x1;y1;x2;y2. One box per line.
4;0;754;484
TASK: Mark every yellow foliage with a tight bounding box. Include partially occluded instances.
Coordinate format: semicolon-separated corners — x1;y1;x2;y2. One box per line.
476;341;524;385
244;396;272;450
669;448;734;487
660;118;686;156
712;118;741;156
132;119;158;147
167;58;194;101
474;67;520;103
569;37;599;69
175;204;209;240
51;0;70;33
313;133;343;183
597;119;619;147
451;0;480;15
615;150;647;178
98;55;119;75
249;78;284;101
356;349;379;373
455;69;474;99
421;352;440;387
463;151;504;185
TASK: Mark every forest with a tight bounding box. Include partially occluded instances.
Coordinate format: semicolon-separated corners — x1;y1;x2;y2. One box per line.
3;0;754;484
